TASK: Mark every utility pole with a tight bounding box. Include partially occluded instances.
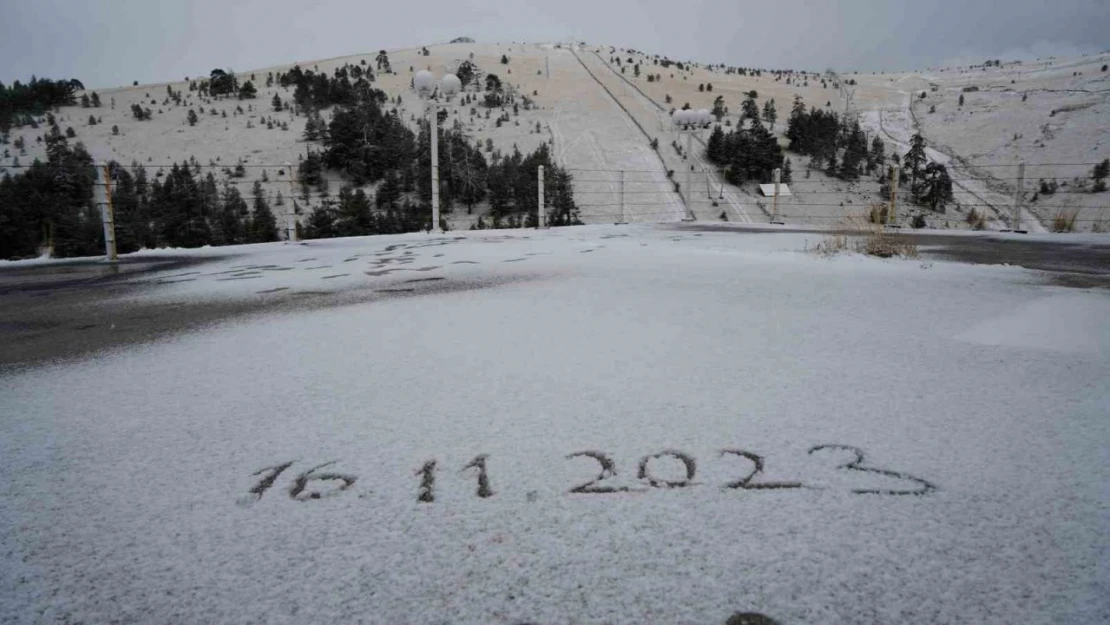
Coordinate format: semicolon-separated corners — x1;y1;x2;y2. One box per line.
1013;162;1025;233
96;164;118;262
284;161;298;242
537;165;545;228
889;165;900;227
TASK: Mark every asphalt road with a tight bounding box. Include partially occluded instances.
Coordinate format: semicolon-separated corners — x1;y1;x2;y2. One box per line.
1;230;1106;369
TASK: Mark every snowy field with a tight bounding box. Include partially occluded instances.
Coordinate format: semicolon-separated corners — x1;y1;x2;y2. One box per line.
2;225;1108;624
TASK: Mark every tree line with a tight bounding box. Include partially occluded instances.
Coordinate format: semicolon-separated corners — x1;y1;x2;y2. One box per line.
784;97;952;211
705;92;786;185
0;66;582;259
1;76;84;132
296;81;579;237
0;124;281;259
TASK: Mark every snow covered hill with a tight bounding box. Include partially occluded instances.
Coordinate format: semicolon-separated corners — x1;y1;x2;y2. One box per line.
3;42;1109;232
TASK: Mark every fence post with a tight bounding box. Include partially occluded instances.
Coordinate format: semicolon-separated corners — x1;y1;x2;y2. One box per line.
771;167;782;223
284;161;298;242
889;165;900;227
1013;162;1025;232
685;132;694;220
619;169;627;224
537;165;545;228
96;164;118;262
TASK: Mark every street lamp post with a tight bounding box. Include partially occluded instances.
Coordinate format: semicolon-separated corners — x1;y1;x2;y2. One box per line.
414;70;461;233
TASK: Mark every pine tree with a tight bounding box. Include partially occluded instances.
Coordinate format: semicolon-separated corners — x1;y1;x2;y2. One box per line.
711;95;726;121
238;80;257;99
838;124;867;180
741;91;759;121
762;99;777;129
868;136;885;174
91;92;101;107
1092;158;1109;192
249;181;278;242
825;151;838;177
904;134;928;191
271;93;282;112
187;109;198;126
707;125;726;164
920;162;953;210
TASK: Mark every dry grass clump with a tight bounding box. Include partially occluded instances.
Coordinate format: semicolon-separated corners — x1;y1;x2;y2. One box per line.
965;208;987;230
810;208;918;259
1052;208;1078;232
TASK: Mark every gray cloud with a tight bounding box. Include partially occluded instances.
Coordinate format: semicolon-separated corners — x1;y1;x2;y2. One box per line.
1;0;1106;88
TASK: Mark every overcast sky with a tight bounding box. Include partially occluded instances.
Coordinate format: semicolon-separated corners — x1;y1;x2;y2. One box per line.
2;0;1107;89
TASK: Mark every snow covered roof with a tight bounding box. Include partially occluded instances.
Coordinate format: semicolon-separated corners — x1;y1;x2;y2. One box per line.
758;183;792;197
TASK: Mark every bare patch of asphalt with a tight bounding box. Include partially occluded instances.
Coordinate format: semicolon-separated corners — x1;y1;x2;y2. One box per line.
670;223;1110;289
0;254;543;370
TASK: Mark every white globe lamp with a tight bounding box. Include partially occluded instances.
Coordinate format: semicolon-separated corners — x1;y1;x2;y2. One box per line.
414;70;435;97
440;73;461;98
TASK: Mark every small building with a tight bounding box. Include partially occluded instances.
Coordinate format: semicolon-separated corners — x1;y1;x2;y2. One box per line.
758;183;792;197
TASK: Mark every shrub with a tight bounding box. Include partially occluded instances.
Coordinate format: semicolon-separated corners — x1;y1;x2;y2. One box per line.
868;204;890;224
965;208;986;230
1052;208;1078;232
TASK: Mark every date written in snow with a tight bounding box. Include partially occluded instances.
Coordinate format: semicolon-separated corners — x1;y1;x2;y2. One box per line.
240;445;936;505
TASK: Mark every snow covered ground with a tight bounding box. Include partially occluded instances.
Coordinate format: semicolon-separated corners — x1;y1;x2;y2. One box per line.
2;225;1108;624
